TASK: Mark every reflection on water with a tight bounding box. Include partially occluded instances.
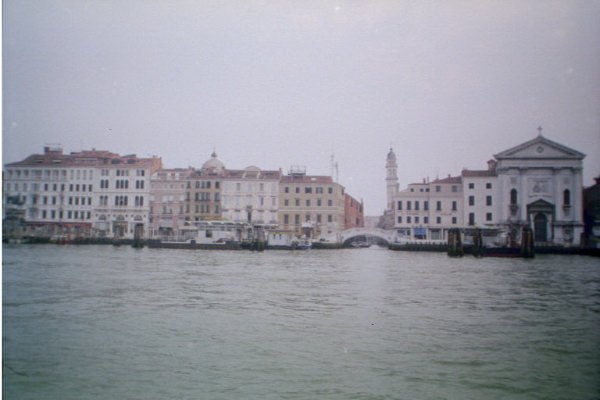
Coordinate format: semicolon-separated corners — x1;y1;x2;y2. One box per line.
3;244;600;399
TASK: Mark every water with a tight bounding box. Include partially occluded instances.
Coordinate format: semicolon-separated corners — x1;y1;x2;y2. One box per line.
3;244;600;400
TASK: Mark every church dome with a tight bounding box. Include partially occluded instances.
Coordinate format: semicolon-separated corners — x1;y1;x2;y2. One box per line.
201;151;225;174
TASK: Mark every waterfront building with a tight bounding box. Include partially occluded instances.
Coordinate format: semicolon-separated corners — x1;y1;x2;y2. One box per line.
278;166;346;238
494;134;585;245
185;152;225;222
393;175;463;241
344;194;365;229
461;160;499;229
390;133;586;246
2;146;162;239
221;166;281;225
91;152;162;239
149;168;194;238
3;146;96;238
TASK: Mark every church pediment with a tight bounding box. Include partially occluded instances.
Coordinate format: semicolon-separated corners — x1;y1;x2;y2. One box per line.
494;135;585;160
527;198;555;215
528;198;554;208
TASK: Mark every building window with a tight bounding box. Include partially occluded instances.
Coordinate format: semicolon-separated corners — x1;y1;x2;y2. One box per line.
295;199;300;206
305;187;312;194
327;214;333;223
452;185;458;192
424;217;429;224
415;216;419;224
415;201;419;211
436;217;441;224
452;201;457;211
284;199;289;206
397;201;402;210
563;189;571;206
306;199;311;206
486;196;492;206
486;213;493;221
407;216;411;224
468;183;474;189
469;213;475;226
424;201;429;211
295;187;300;194
435;185;441;192
295;214;300;225
510;189;518;205
486;183;492;189
436;201;441;211
452;216;457;224
328;199;333;207
468;196;475;206
407;201;412;210
284;214;289;224
397;216;402;224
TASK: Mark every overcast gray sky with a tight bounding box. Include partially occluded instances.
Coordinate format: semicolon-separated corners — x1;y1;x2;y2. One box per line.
3;1;599;215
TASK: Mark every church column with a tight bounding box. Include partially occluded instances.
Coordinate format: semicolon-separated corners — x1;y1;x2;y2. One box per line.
573;167;583;224
520;169;528;223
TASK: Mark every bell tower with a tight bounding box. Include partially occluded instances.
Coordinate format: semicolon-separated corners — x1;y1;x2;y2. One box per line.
386;147;398;211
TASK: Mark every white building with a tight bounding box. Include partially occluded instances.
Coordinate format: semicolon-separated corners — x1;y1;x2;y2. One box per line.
3;147;99;237
393;175;463;241
91;153;162;239
494;134;585;245
221;166;281;224
461;161;499;228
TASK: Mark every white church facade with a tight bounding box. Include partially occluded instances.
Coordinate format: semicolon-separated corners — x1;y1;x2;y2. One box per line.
388;134;585;246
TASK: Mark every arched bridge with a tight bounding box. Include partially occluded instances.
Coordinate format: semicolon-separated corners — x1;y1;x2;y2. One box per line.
339;228;395;246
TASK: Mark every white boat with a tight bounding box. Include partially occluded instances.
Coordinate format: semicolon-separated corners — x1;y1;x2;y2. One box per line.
293;239;312;250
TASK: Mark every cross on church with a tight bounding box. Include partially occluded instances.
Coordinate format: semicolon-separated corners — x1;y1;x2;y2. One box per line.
537;126;543;136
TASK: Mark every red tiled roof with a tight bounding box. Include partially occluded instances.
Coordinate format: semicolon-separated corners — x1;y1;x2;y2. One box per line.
5;149;161;169
461;170;497;178
280;175;333;184
431;176;462;184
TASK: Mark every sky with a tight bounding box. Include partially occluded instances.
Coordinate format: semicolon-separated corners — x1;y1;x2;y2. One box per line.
3;0;599;215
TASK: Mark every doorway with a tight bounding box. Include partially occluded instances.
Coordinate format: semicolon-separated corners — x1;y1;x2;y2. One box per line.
534;213;548;242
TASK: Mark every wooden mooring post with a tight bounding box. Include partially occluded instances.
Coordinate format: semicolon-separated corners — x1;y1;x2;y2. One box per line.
447;228;464;257
520;226;535;258
472;228;484;258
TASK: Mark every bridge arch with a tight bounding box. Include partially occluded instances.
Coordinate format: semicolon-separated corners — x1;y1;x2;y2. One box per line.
339;228;395;247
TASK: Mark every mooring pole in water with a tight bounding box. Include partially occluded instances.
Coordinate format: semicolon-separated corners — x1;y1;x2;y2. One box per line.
520;226;535;258
447;228;464;257
473;228;484;258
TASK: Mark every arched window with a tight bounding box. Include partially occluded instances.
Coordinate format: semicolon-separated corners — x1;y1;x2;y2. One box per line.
563;189;571;206
510;189;518;205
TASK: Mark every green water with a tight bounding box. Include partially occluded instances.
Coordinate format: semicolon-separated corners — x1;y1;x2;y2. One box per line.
3;245;600;399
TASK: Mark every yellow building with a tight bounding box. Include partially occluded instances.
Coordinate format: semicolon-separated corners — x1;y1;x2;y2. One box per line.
278;167;345;238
